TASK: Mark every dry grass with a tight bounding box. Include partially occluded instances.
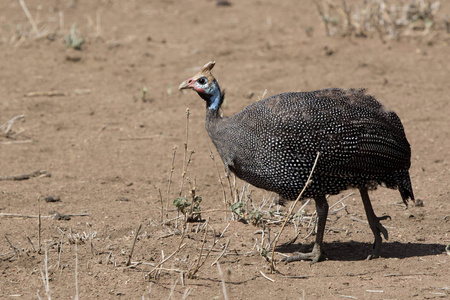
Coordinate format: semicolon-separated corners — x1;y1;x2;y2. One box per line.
315;0;449;42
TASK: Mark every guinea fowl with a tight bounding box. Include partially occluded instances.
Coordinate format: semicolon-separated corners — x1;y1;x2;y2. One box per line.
179;61;414;264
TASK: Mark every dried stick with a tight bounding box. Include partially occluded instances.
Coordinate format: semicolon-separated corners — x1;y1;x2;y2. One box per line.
179;108;191;196
75;241;79;300
5;235;20;256
126;224;142;266
57;239;63;271
0;170;51;181
27;236;36;252
217;262;229;300
329;192;354;210
87;223;95;256
158;187;164;223
211;239;231;266
0;140;32;145
149;219;188;277
206;139;228;220
42;245;51;299
167;278;179;300
166;146;177;216
38;197;42;254
0;114;24;136
24;91;67;97
188;219;216;278
259;270;275;282
18;0;41;37
147;243;187;277
270;151;321;272
284;199;311;245
0;212;89;218
350;216;394;229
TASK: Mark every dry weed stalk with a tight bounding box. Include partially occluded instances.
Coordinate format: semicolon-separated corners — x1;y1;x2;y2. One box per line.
38;197;42;253
18;0;45;38
166;146;177;217
147;218;189;279
126;224;143;266
0;114;24;137
74;241;79;300
5;235;21;258
206;139;229;220
216;262;229;300
179;109;195;197
38;245;51;300
270;151;321;272
315;0;446;41
187;219;216;278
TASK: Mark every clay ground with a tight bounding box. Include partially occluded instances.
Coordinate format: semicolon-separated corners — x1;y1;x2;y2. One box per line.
1;0;449;299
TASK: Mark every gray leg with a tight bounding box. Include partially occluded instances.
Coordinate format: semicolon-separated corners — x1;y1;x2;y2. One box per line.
281;195;328;265
359;187;390;260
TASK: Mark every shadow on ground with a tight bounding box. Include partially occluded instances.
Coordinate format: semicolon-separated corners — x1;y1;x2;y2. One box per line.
276;241;446;261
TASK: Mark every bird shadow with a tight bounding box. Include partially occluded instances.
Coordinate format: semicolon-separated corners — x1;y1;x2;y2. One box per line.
276;241;446;261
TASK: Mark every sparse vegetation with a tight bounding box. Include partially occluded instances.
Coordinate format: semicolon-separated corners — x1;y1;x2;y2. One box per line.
64;23;84;50
1;0;448;299
315;0;449;41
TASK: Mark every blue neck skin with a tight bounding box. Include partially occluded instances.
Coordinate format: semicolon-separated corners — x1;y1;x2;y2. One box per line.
207;86;222;111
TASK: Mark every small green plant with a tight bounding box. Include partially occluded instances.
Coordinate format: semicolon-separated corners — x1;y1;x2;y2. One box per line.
141;87;148;102
230;201;245;218
65;23;84;50
173;197;191;214
249;210;264;226
173;186;203;222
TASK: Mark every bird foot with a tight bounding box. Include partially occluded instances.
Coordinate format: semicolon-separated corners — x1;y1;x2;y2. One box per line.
281;248;324;265
375;216;390;240
366;215;390;259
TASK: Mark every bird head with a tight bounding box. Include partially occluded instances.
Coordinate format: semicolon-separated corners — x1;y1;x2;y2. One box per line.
179;61;224;110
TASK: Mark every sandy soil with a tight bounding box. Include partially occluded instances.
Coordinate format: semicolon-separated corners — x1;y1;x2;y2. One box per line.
1;0;449;299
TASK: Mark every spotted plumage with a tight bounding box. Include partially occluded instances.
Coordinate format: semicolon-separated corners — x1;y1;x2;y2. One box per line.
179;61;414;263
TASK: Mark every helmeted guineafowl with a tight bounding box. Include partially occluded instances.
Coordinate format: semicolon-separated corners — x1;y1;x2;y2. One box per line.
179;61;414;264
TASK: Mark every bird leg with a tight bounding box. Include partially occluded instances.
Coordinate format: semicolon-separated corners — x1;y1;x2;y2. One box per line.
359;187;390;260
281;196;328;265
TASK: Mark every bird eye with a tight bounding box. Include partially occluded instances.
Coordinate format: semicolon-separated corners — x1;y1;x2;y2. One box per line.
197;77;207;85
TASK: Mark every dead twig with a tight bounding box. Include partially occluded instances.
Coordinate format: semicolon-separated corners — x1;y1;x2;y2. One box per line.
147;243;187;278
0;170;51;181
0;212;89;218
24;91;68;97
217;262;229;300
38;245;51;299
260;270;275;282
38;197;42;253
270;151;321;272
5;235;21;257
75;241;79;300
350;215;395;229
18;0;44;38
0;140;32;145
206;139;229;220
126;224;142;266
0;114;25;136
179;108;192;196
187;219;216;278
383;272;437;277
211;239;231;266
27;236;37;252
166;146;177;217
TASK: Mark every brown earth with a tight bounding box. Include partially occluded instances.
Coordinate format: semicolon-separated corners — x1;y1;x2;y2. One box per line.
1;0;449;299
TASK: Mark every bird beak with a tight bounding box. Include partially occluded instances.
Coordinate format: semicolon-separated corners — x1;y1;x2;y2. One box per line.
178;78;194;91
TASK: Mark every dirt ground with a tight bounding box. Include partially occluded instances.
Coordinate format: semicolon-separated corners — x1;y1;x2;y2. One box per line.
1;0;449;299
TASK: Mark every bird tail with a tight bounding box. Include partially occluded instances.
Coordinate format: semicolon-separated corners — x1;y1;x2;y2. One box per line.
398;172;414;207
